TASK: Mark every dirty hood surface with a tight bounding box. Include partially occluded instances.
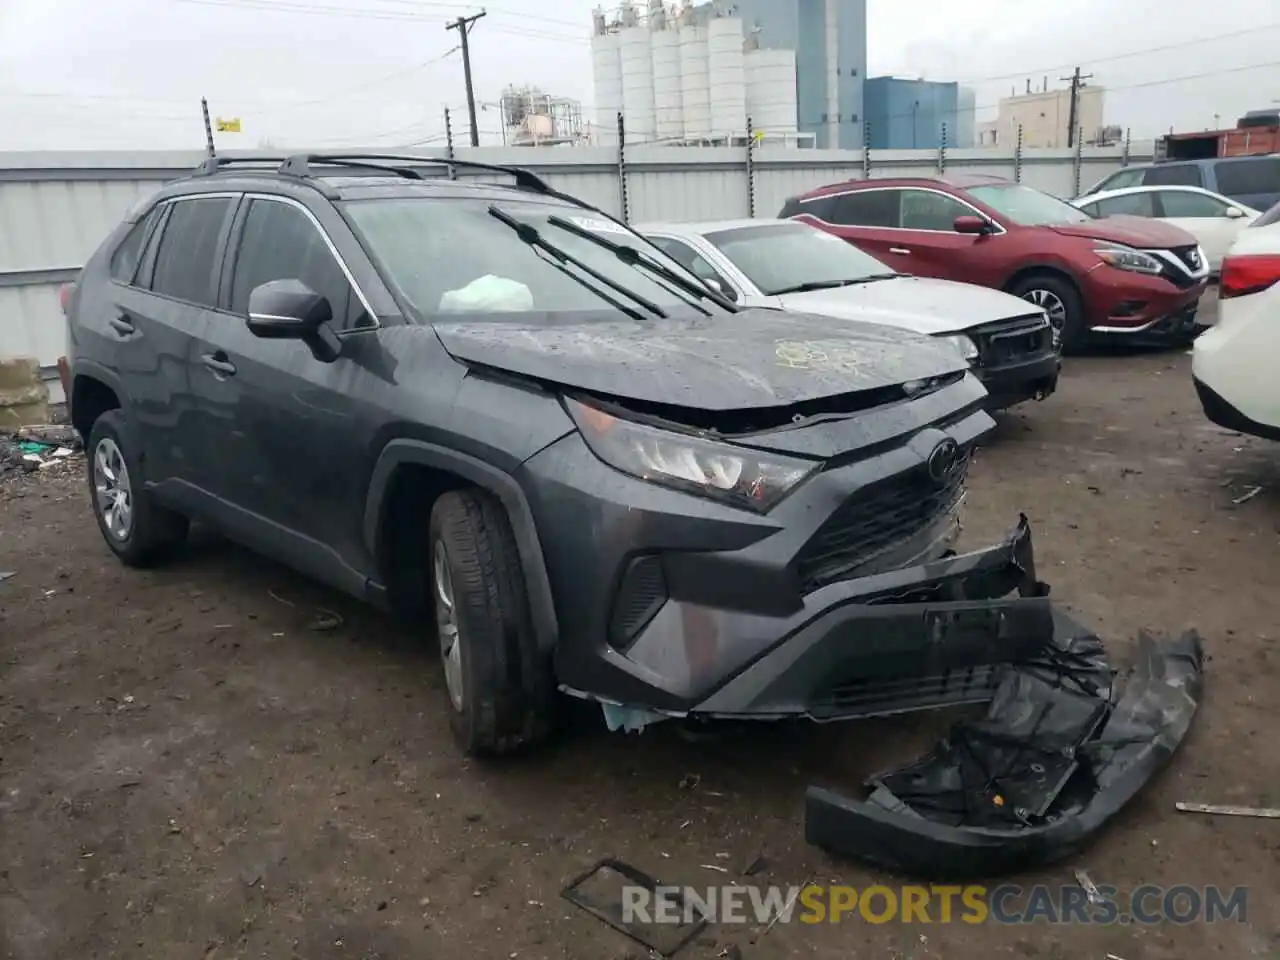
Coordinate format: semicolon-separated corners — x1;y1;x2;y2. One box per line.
432;307;969;411
776;276;1039;336
1049;216;1198;248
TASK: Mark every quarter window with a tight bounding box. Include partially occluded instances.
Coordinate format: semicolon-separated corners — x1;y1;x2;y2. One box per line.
229;199;369;329
109;206;162;284
149;197;235;306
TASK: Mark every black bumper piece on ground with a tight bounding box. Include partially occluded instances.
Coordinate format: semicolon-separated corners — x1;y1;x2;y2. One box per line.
977;354;1061;410
1194;376;1280;442
804;615;1205;879
689;515;1051;721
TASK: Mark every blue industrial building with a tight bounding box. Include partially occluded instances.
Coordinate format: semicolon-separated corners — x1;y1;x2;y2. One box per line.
863;77;976;150
696;0;867;149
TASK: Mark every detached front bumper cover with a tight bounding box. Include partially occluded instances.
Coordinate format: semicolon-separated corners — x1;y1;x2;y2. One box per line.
805;614;1205;879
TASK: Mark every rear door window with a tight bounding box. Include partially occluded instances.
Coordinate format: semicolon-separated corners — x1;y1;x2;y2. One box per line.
229;198;368;329
148;197;236;306
1094;192;1157;217
1214;157;1280;198
1143;164;1203;188
827;190;900;227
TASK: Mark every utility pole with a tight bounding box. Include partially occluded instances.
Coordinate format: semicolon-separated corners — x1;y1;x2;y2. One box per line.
446;11;486;147
1060;66;1093;148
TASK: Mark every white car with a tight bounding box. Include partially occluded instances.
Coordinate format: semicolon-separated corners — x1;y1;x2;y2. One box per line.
1072;185;1260;274
635;218;1062;409
1192;202;1280;439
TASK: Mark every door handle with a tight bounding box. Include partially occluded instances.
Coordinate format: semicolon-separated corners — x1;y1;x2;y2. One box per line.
201;352;237;377
889;247;911;255
108;315;135;336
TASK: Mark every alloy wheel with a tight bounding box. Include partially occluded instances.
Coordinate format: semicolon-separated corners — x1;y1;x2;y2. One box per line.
1023;288;1068;344
433;539;465;711
93;437;133;541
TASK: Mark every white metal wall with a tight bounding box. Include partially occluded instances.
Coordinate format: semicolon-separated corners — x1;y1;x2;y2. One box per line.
0;141;1154;401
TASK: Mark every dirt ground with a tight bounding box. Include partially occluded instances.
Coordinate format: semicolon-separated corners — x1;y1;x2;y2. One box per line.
3;336;1279;959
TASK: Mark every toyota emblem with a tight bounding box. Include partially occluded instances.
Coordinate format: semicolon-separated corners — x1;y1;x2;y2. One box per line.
926;438;960;485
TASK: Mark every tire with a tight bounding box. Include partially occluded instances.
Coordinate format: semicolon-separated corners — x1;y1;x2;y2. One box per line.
428;488;555;756
1009;273;1086;353
86;409;189;567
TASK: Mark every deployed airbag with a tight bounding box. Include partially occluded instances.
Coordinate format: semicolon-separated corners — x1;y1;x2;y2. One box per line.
805;611;1205;879
439;274;534;312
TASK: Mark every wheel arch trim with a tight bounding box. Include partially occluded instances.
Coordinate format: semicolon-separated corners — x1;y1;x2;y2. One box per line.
362;439;560;654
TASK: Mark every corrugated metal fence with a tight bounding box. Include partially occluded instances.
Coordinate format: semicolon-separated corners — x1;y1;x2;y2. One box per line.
0;138;1154;403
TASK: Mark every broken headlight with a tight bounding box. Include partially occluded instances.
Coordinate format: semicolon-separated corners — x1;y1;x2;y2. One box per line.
937;333;979;363
565;397;817;512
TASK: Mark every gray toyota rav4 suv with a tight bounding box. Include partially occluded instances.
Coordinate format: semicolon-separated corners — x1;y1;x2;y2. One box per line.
64;154;1049;755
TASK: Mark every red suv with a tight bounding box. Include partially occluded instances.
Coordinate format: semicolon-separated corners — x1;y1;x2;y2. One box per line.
780;174;1210;350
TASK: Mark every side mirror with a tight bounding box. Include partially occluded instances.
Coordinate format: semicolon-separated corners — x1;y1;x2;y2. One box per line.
246;279;342;362
247;279;332;338
954;215;992;235
1225;206;1246;219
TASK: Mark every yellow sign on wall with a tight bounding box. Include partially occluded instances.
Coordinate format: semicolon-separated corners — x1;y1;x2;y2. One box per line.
215;117;242;133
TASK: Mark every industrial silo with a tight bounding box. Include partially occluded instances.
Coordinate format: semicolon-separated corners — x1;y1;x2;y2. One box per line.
590;28;623;145
744;49;797;135
619;24;655;143
678;23;710;140
651;26;683;141
707;16;746;139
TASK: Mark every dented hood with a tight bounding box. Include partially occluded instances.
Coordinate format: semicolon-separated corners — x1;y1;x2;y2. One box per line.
432;307;969;411
1049;216;1197;248
776;276;1037;335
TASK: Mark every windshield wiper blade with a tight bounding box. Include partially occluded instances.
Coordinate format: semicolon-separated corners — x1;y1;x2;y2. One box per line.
488;206;665;320
545;215;728;315
768;274;900;295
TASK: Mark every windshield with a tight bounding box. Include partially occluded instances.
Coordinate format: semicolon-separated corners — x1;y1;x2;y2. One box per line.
703;222;896;295
341;197;703;318
965;184;1093;226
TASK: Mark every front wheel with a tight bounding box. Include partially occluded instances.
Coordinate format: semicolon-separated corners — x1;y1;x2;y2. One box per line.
428;489;555;756
1009;274;1085;353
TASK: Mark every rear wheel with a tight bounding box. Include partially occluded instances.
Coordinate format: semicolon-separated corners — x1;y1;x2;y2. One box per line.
1009;273;1085;353
428;489;555;756
86;410;189;566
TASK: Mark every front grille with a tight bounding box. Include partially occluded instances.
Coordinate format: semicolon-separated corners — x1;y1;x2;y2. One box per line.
794;451;970;593
1154;245;1205;289
970;315;1054;367
1170;245;1203;272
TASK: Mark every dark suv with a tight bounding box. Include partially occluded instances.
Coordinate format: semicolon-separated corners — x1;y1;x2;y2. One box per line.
65;154;1050;755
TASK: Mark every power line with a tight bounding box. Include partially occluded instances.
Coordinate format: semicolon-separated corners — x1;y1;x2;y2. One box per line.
945;22;1280;85
0;50;459;111
170;0;583;41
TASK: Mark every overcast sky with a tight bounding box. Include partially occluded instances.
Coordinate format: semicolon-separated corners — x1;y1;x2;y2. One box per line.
1;0;1277;151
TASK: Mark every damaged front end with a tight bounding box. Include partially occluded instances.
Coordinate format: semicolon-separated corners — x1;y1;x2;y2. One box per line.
805;616;1205;878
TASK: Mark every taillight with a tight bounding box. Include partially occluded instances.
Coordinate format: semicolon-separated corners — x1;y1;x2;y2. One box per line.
1219;253;1280;300
59;283;74;316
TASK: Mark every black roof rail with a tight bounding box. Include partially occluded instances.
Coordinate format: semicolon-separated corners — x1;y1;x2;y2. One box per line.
277;153;555;195
191;155;290;177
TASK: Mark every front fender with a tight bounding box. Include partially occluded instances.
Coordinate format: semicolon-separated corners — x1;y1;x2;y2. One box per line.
362;439;560;655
